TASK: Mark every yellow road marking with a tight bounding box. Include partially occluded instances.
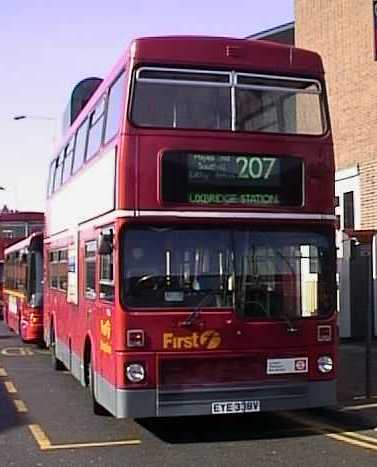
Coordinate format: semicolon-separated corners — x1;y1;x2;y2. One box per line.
29;424;141;451
4;381;17;393
283;412;377;451
342;402;377;411
0;368;7;377
14;399;28;413
42;439;142;450
29;424;51;450
325;432;377;451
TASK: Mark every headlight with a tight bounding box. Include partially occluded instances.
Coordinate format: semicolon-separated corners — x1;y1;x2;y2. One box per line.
126;363;145;383
317;356;333;373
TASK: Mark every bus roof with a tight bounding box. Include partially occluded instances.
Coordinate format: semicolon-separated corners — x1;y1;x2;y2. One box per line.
129;36;324;75
4;231;43;255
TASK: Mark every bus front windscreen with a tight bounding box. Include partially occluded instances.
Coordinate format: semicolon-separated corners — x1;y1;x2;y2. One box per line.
131;67;326;135
121;226;335;319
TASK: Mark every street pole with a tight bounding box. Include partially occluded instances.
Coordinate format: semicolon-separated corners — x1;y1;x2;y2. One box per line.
365;237;374;399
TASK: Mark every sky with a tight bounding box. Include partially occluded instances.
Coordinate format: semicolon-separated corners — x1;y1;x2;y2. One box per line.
0;0;294;212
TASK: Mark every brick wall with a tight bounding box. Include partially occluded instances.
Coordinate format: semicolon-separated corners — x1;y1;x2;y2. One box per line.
295;0;377;228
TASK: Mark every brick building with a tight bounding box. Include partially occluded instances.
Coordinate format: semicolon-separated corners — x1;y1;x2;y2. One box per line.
251;1;377;232
295;0;377;232
250;1;377;338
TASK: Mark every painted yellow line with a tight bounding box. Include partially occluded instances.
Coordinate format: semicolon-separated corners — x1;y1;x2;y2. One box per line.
29;424;141;451
283;412;377;451
0;368;8;377
43;439;142;450
4;381;17;393
325;432;377;451
29;424;51;450
13;399;28;413
342;402;377;411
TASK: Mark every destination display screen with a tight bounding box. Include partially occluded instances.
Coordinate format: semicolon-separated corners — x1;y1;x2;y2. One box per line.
161;151;303;206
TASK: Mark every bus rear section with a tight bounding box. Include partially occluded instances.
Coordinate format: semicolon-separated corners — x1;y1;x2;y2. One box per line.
3;232;44;342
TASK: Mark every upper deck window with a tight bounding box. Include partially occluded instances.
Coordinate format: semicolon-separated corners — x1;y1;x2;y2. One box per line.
72;118;89;175
104;71;126;142
53;152;64;192
132;68;231;130
131;67;326;136
86;96;106;161
62;137;75;184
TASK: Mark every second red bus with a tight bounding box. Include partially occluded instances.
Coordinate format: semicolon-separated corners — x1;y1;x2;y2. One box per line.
3;232;44;342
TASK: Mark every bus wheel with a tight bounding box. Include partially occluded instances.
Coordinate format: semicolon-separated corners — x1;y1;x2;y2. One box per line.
18;319;24;341
86;353;109;416
18;319;27;343
50;327;65;371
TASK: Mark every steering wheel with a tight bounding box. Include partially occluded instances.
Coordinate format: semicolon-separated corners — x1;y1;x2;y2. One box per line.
134;274;161;291
244;300;270;317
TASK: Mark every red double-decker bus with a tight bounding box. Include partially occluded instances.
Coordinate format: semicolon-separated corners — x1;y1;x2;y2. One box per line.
0;210;44;318
3;232;44;341
44;36;336;418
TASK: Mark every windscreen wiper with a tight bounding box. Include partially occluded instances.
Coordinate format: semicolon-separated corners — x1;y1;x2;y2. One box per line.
279;311;299;334
179;290;218;327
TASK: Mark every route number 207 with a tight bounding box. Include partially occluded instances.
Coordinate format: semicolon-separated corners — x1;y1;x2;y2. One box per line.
236;157;276;180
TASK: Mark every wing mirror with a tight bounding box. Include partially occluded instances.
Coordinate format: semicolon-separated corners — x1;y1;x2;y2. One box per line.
98;232;113;255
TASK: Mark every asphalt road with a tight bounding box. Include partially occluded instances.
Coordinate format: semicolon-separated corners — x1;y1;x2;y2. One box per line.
1;321;377;467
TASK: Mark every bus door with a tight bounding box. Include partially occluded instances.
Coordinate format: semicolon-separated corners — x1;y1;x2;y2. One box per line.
96;227;115;384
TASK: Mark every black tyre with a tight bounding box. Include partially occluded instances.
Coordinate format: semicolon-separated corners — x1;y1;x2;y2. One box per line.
50;328;65;371
87;356;109;416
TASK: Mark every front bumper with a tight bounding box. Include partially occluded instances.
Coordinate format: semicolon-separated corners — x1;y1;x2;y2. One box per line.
95;375;336;418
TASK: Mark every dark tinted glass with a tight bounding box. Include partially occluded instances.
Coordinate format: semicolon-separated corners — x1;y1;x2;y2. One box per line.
162;151;303;207
343;191;354;229
237;75;320;91
72;119;89;174
104;72;125;142
138;69;230;83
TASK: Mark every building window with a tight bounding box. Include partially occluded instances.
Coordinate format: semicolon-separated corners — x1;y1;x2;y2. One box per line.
85;241;97;299
0;223;27;239
343;191;354;230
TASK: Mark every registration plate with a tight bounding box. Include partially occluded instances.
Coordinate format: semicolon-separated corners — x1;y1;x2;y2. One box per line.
212;400;260;414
